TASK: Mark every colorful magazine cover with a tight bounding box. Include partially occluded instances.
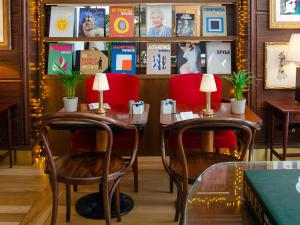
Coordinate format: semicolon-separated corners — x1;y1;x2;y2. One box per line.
176;13;195;36
78;8;105;37
177;42;201;74
146;5;172;37
109;6;135;37
111;43;136;74
76;50;108;74
202;6;227;36
146;43;171;74
47;43;73;75
49;7;75;37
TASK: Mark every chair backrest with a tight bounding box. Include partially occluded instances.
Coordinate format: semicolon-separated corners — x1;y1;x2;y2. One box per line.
169;73;223;105
86;73;139;104
39;113;139;180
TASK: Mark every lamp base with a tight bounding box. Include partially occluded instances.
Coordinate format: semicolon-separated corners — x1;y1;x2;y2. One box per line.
97;108;106;115
203;109;214;117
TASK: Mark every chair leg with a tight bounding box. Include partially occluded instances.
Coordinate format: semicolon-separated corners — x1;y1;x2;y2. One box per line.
179;191;187;225
175;190;181;222
50;179;58;225
169;176;174;193
73;185;77;192
132;158;138;192
102;182;112;225
66;184;71;222
114;184;121;222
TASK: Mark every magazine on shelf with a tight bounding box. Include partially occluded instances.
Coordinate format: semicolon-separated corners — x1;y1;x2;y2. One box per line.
175;5;200;37
47;43;73;75
176;14;195;37
49;6;75;37
206;42;231;74
177;42;201;74
111;43;136;74
109;6;135;37
146;5;172;37
146;43;171;74
202;6;227;36
78;8;105;37
76;50;108;74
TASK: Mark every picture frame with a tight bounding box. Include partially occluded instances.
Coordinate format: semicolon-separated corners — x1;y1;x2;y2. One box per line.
0;0;11;50
270;0;300;29
264;42;297;89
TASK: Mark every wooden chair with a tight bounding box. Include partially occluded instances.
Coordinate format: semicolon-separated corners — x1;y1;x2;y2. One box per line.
71;73;140;192
39;113;138;225
161;118;253;225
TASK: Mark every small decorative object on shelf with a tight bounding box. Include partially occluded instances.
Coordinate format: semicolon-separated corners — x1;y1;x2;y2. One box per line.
92;73;110;115
56;65;85;112
200;73;217;116
223;70;252;114
161;99;176;114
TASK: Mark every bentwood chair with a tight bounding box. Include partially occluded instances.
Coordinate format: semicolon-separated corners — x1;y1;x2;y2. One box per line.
39;113;138;225
71;73;140;192
161;119;253;225
167;74;237;193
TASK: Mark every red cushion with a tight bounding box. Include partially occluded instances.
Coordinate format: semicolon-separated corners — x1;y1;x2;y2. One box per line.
86;73;139;104
170;73;222;105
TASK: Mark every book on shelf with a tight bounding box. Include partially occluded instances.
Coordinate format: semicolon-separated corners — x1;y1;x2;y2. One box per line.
146;5;172;37
49;6;75;37
243;170;300;225
202;6;227;36
111;43;136;74
206;42;231;74
76;50;108;74
177;42;201;74
109;6;135;37
47;43;73;75
146;43;171;74
176;14;195;37
175;5;200;37
77;8;105;37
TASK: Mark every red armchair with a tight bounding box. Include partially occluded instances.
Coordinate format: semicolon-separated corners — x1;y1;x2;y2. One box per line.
71;73;140;192
168;73;237;193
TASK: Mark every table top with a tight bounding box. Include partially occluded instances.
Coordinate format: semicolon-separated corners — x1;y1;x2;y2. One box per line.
57;103;150;126
185;161;300;225
160;103;263;130
0;100;17;113
266;100;300;113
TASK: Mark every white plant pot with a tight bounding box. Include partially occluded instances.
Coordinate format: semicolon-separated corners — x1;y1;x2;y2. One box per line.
63;97;78;112
231;98;246;114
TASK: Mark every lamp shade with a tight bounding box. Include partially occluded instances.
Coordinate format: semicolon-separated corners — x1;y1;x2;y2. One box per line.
200;74;217;92
92;73;109;91
287;33;300;63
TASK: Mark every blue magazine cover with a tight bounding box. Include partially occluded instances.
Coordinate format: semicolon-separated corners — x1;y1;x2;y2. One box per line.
111;43;136;74
79;8;105;37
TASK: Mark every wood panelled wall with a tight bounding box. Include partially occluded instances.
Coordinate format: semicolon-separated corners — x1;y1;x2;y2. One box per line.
250;0;300;147
0;0;37;149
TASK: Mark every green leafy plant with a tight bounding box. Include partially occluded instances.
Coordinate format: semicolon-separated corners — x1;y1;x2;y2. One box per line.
223;70;252;100
55;64;86;98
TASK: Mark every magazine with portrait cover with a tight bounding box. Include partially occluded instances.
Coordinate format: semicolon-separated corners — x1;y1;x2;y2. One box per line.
177;42;201;74
78;8;105;37
206;42;231;74
176;14;195;36
109;6;135;37
175;5;200;36
146;43;171;74
146;5;172;37
49;6;75;37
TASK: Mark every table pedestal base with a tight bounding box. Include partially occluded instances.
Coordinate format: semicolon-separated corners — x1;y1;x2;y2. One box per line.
75;192;134;219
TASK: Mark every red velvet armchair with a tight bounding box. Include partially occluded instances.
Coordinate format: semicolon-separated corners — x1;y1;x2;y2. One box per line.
71;73;140;192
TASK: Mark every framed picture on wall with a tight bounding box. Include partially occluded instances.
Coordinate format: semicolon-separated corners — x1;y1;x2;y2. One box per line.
270;0;300;28
265;42;297;89
0;0;11;50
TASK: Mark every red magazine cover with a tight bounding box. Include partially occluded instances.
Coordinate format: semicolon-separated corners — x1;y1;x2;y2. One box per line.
109;6;134;37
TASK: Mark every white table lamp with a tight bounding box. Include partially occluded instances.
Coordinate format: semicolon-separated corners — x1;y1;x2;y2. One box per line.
92;73;109;115
287;33;300;104
200;74;217;116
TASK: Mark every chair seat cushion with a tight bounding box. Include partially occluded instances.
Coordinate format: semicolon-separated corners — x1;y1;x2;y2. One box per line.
71;129;135;153
169;153;237;183
55;151;126;184
168;130;237;150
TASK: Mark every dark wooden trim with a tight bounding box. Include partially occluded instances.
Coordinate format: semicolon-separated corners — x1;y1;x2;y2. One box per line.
42;0;237;4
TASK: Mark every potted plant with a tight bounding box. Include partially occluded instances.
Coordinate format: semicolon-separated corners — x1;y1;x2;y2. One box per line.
223;70;252;114
56;65;85;112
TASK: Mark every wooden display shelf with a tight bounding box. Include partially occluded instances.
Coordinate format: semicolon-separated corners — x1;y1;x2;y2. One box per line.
43;36;237;43
42;0;236;5
45;74;172;79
